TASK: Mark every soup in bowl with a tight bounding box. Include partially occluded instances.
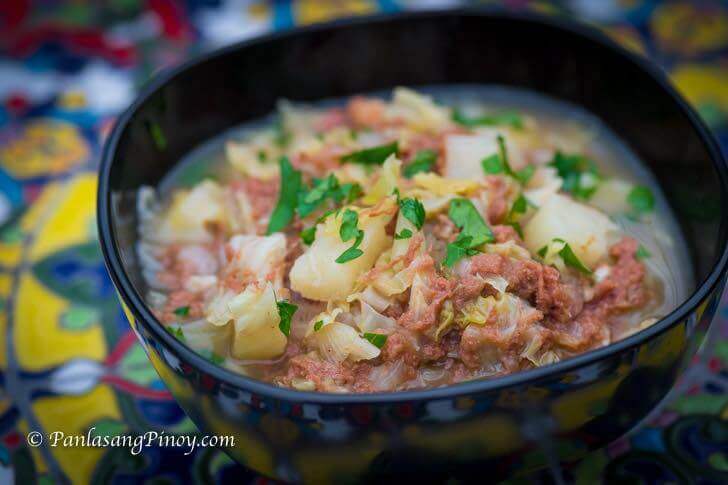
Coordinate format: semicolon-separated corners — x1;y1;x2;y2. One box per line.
137;86;691;393
98;10;727;482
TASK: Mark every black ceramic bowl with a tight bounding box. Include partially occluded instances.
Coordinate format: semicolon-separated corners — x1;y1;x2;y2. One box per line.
98;9;728;484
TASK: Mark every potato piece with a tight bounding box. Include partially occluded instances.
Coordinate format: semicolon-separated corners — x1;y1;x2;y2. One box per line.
444;133;497;180
227;282;287;360
289;199;396;301
444;130;524;180
157;180;228;243
523;193;617;268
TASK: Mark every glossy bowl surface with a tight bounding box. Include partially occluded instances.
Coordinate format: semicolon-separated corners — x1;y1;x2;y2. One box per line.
98;9;728;483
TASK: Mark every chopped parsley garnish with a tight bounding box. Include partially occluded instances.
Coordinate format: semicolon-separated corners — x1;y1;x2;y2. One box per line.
443;198;495;267
627;186;655;216
257;150;267;163
558;241;592;275
336;209;365;264
276;300;298;337
481;153;503;174
339;209;361;241
336;232;364;263
481;135;533;184
298;174;339;217
548;151;601;200
399;198;426;230
298;174;363;219
539;238;592;275
363;332;388;349
394;229;413;240
636;245;652;260
403;149;437;178
340;141;398;165
452;109;523;129
444;235;481;268
267;157;302;234
313;320;324;332
166;326;186;343
300;226;316;245
504;194;529;238
173;306;190;317
510;193;528;216
339;182;363;203
448;198;494;247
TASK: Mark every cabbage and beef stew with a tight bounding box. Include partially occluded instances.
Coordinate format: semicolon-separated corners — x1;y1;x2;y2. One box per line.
137;87;680;393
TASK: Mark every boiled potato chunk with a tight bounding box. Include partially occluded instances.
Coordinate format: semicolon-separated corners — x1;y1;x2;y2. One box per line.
523;194;617;269
290;199;395;301
228;282;287;360
444;130;524;180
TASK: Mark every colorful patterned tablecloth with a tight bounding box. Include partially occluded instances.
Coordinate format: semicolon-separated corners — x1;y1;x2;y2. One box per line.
0;1;726;483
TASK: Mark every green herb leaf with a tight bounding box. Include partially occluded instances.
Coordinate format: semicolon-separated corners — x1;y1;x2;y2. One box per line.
516;164;535;185
166;326;186;343
510;194;528;216
403;149;437;178
173;306;190;317
481;136;534;184
399;198;426;230
443;235;480;268
627;186;655;215
554;239;592;275
336;230;365;264
257;150;268;163
267;157;302;234
300;226;316;245
339;209;361;242
481;153;504;174
394;229;413;240
549;151;601;200
340;141;398;165
338;183;363;203
363;332;388;349
635;245;652;260
448;198;494;248
298;175;339;217
314;320;324;332
537;245;548;258
276;300;298;337
452;109;523;129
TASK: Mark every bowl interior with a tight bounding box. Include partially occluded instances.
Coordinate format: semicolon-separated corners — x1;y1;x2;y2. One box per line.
103;11;726;366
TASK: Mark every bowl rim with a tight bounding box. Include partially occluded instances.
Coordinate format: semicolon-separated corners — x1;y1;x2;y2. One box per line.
98;7;728;404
